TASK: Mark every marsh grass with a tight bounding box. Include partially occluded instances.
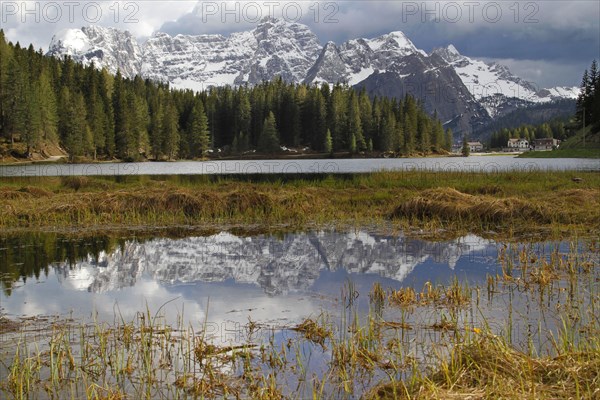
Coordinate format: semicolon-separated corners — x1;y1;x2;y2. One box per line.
1;171;599;238
0;237;598;398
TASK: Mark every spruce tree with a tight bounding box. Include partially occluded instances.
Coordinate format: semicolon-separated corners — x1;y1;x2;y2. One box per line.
4;57;27;144
347;92;364;151
259;111;280;153
162;102;180;160
38;70;59;144
187;100;210;158
23;81;42;154
0;29;14;141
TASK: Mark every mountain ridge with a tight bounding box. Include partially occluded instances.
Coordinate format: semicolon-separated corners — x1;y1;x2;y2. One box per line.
47;18;579;134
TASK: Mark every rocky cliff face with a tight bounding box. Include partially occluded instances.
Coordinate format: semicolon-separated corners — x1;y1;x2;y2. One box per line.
47;18;578;134
48;25;142;78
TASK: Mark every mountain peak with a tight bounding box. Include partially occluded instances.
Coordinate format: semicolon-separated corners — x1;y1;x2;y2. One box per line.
430;45;466;65
49;28;90;54
259;15;278;24
370;31;413;49
447;44;460;55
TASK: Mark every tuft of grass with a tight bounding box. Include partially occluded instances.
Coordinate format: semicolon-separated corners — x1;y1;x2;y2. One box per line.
366;335;600;399
292;318;332;349
391;187;548;224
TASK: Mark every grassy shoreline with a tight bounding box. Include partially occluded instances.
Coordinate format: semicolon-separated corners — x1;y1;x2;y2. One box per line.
1;171;599;239
518;148;600;158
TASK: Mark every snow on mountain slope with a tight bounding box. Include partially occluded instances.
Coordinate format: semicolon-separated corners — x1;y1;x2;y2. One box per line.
305;32;424;85
112;17;320;88
141;31;252;88
245;17;321;84
432;45;579;117
48;26;142;78
46;19;578;128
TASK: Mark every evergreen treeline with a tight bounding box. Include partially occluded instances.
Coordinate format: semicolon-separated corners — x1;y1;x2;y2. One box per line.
0;31;452;160
575;60;600;133
489;120;566;148
475;99;575;138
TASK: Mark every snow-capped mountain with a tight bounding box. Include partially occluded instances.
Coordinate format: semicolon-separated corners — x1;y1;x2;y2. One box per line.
140;17;321;90
431;44;579;118
55;231;491;295
48;25;142;78
47;18;578;133
305;31;426;85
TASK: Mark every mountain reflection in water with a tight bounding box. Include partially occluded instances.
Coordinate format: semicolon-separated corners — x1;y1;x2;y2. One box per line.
47;232;492;295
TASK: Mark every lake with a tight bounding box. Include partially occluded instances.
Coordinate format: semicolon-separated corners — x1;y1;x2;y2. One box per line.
1;231;495;325
1;229;597;398
1;156;599;177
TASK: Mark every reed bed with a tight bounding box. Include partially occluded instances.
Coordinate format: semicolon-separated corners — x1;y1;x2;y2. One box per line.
1;171;599;238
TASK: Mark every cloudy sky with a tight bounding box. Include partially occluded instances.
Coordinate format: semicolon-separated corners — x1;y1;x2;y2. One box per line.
1;1;598;87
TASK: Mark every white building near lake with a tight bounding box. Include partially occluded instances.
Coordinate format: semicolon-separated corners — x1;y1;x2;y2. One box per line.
505;138;529;151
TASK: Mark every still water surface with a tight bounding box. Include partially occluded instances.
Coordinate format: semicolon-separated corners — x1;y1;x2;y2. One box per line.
0;230;569;333
1;156;598;176
1;230;595;398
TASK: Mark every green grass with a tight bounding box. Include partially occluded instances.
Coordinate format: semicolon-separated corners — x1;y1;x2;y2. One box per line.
518;148;600;158
519;125;600;158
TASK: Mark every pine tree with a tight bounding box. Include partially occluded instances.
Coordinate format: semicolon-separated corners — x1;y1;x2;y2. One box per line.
417;110;431;153
38;70;59;144
112;72;135;159
237;90;251;139
381;111;396;152
347;92;365;151
576;69;590;128
403;96;418;154
0;29;14;141
328;85;347;151
132;95;150;158
349;133;357;154
586;60;598;129
99;69;115;157
4;57;27;144
258;111;280;153
187;100;210;158
431;118;444;152
63;92;88;161
162;102;180;160
23;81;42;154
358;89;374;148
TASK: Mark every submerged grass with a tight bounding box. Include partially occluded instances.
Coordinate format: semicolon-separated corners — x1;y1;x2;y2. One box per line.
1;171;599;238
